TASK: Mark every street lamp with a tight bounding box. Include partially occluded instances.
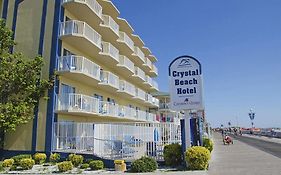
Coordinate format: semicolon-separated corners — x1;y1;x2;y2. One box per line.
248;109;255;129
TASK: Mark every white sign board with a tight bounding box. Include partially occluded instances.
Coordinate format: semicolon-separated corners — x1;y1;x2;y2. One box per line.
169;55;204;110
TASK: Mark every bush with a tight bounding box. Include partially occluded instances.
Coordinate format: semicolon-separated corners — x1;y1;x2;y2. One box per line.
11;154;32;165
57;161;73;172
33;153;47;164
0;161;3;172
80;163;89;169
2;159;14;168
203;138;214;153
185;146;211;170
19;158;35;170
131;156;158;173
89;160;104;170
49;153;60;163
68;154;83;167
163;143;183;167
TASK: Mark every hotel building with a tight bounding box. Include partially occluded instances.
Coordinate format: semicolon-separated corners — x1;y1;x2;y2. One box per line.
0;0;160;156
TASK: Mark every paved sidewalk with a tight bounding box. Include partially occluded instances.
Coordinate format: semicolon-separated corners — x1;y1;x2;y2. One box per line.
208;133;281;175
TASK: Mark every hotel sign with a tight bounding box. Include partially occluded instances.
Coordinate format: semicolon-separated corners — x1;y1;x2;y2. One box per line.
169;55;204;110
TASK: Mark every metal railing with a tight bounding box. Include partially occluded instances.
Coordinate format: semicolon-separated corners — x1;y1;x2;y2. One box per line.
133;46;145;63
135;88;146;101
119;106;137;119
152;97;159;107
56;93;99;114
62;0;102;19
101;15;119;36
144;57;152;69
53;122;181;160
99;101;119;117
134;67;146;81
60;20;102;49
146;93;153;104
101;42;119;62
145;75;153;86
118;31;134;51
57;55;100;81
152;80;159;90
151;64;158;75
100;71;119;89
119;80;136;96
118;55;135;73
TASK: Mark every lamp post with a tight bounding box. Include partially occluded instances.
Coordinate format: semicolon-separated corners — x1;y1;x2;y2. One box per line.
248;109;255;129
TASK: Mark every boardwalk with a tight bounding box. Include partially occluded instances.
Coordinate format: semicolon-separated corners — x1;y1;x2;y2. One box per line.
208;133;281;175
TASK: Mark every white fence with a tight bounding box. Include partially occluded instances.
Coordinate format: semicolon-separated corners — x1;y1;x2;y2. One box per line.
53;122;181;161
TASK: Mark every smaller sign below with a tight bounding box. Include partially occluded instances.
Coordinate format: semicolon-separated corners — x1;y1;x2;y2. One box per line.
169;55;204;111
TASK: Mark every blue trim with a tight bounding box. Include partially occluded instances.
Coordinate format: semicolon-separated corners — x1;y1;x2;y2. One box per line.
45;0;64;153
180;119;186;154
168;55;202;76
31;0;49;153
10;0;24;52
1;0;8;19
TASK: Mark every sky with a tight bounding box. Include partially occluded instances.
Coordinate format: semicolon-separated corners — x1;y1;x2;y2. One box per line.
112;0;281;128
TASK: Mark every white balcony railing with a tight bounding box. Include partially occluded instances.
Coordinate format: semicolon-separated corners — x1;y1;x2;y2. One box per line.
152;80;159;90
101;42;119;62
119;106;137;119
101;15;119;36
62;0;102;19
118;55;134;73
152;97;160;107
145;75;153;86
60;20;102;49
146;93;153;104
144;57;152;69
151;64;158;74
118;31;134;51
119;80;136;96
57;55;100;81
99;101;119;117
133;46;145;63
134;67;146;81
135;88;146;101
148;113;156;122
100;71;119;89
57;93;99;114
136;110;147;121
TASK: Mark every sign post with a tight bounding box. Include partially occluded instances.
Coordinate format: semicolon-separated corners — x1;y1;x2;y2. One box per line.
169;55;204;152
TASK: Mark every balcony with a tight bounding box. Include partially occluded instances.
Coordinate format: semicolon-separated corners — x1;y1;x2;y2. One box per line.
132;46;145;66
147;113;156;122
117;80;136;98
133;88;146;103
100;41;119;66
136;110;147;121
99;15;119;41
57;56;101;86
151;80;159;91
142;57;152;73
145;93;153;106
117;55;134;76
62;0;102;27
119;106;137;120
151;97;160;107
60;20;102;58
99;101;119;118
117;31;134;54
132;67;146;83
99;71;119;92
143;75;153;89
150;64;158;77
56;93;99;116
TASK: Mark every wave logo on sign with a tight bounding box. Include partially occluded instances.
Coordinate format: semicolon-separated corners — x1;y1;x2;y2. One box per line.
178;59;192;68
